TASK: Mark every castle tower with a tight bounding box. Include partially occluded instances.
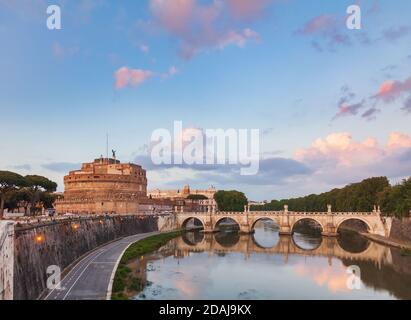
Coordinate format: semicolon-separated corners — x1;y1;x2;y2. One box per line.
55;157;147;215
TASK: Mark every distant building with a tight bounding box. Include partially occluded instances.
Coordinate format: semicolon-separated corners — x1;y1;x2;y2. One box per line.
138;198;174;214
249;200;268;206
148;185;218;212
148;185;217;200
55;157;147;215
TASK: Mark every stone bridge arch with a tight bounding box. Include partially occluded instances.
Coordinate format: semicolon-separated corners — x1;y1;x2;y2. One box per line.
214;216;241;231
250;216;279;231
290;217;325;234
335;216;372;233
180;216;206;230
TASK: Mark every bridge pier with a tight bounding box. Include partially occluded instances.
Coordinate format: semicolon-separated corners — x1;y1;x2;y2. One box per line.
279;226;292;236
321;225;338;237
279;206;292;235
239;224;254;234
201;227;218;234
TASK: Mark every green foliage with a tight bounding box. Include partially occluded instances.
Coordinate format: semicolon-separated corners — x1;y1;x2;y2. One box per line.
40;192;58;209
112;231;182;299
214;190;248;212
252;177;391;213
0;170;58;217
0;171;27;189
378;178;411;218
400;248;411;257
0;171;28;217
121;231;182;263
111;293;128;300
25;175;57;192
186;194;208;200
4;189;31;212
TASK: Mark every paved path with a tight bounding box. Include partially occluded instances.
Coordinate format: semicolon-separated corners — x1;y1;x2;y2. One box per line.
45;231;160;300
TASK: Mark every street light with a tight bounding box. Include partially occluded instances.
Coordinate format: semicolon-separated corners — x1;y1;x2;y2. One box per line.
35;234;45;244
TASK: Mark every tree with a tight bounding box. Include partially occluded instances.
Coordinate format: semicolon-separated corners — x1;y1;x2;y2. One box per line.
40;192;58;210
4;189;32;215
251;176;392;213
0;171;27;219
378;178;411;218
214;190;248;212
25;175;57;215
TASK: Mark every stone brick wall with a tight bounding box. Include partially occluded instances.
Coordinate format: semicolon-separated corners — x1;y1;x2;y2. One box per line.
55;199;140;215
13;214;176;300
0;221;14;300
389;217;411;243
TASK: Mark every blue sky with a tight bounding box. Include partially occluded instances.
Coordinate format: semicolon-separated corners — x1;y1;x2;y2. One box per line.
1;0;411;200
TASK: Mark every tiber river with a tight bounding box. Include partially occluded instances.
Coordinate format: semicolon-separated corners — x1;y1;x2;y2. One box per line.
126;220;411;300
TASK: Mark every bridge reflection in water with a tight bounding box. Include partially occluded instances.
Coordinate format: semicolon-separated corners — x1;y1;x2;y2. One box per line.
130;225;411;300
179;230;389;267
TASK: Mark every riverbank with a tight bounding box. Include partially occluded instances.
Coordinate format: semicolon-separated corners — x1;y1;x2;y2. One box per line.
111;230;182;300
339;223;411;252
362;233;411;252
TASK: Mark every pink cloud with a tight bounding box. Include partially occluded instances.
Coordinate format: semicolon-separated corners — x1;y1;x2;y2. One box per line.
386;132;411;152
297;14;351;51
115;65;179;89
217;28;260;48
149;0;195;36
374;76;411;102
161;66;179;79
148;0;261;59
334;101;365;119
114;67;153;89
294;133;382;168
226;0;271;19
299;15;336;35
293;132;411;185
336;75;411;121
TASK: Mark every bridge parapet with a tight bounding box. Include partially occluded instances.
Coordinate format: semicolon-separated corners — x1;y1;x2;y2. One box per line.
214;211;245;215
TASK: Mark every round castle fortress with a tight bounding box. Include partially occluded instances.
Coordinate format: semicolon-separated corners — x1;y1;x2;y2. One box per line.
55;157;147;214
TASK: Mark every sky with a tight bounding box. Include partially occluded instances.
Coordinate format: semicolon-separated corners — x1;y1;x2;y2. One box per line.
1;0;411;201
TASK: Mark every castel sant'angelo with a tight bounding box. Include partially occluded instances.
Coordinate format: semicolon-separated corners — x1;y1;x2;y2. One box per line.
55;157;147;214
55;156;217;215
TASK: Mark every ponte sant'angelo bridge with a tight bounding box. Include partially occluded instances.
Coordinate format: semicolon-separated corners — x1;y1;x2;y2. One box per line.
176;205;389;237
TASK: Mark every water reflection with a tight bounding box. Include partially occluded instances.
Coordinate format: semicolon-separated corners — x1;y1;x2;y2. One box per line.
337;230;370;254
182;231;204;246
252;219;279;248
214;231;240;248
292;219;323;251
127;223;411;300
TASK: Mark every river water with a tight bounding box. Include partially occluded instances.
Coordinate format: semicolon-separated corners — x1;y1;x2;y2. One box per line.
129;221;411;300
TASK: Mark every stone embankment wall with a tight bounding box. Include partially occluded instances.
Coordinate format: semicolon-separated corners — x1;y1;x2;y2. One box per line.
0;221;14;300
388;217;411;244
13;214;176;300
